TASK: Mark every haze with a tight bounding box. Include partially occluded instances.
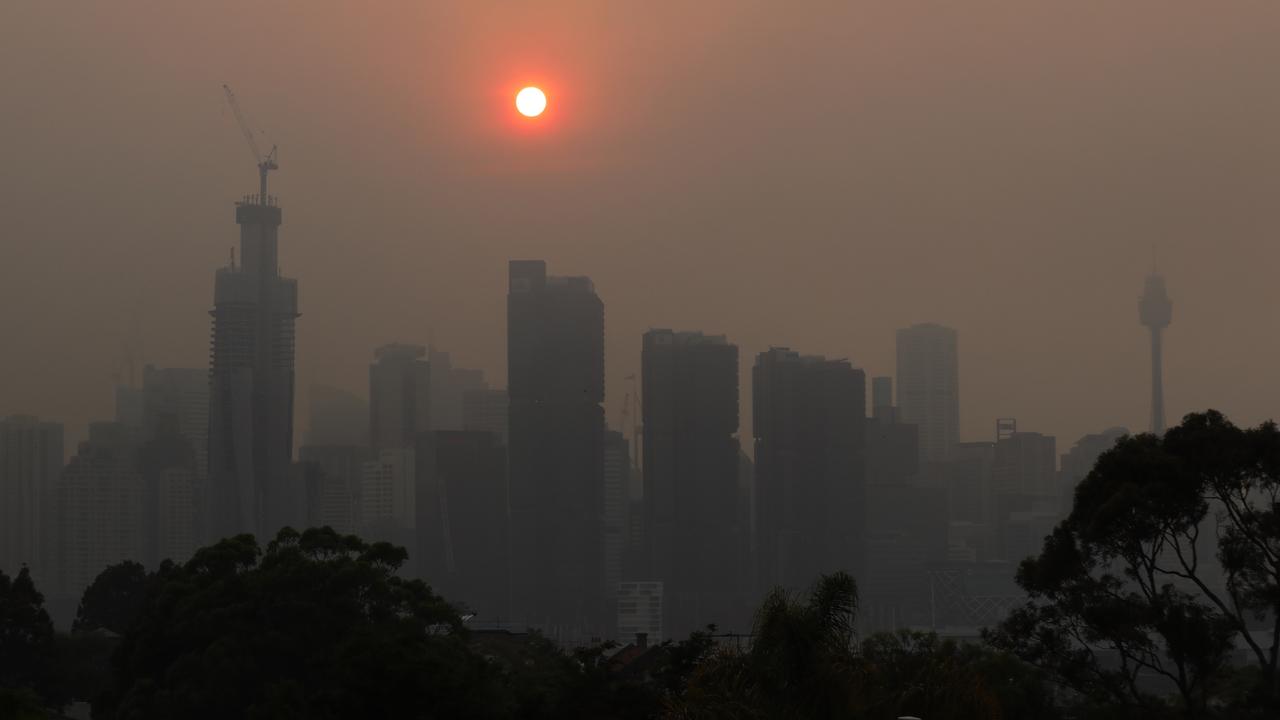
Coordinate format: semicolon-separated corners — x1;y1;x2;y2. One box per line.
3;0;1279;450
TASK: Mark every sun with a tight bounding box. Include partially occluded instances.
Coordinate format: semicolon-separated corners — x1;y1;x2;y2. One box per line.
515;86;547;118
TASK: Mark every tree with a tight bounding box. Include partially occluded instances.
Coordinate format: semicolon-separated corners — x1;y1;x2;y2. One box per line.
0;567;64;712
987;411;1280;717
73;560;148;635
669;572;860;718
95;527;507;719
853;630;1060;720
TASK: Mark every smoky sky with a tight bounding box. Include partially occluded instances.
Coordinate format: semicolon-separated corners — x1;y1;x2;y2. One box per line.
3;1;1279;453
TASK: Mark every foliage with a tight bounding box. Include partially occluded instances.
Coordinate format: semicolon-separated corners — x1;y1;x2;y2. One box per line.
73;560;148;636
853;630;1060;720
669;572;861;719
987;410;1280;718
94;527;506;719
0;567;64;712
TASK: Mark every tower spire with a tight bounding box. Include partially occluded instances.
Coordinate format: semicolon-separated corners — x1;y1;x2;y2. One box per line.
1139;272;1172;434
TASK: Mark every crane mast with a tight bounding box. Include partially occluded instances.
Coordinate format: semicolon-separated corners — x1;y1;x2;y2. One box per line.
222;84;278;204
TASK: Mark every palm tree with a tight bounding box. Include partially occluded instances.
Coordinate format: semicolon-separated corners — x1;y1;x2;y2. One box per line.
667;572;860;719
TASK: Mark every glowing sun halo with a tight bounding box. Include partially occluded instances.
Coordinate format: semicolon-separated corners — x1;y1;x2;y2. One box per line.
516;86;547;117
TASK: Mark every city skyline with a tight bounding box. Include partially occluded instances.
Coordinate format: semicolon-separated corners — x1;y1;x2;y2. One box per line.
6;2;1277;456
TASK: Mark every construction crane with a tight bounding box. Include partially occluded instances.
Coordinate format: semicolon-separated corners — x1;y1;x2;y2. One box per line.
222;83;278;204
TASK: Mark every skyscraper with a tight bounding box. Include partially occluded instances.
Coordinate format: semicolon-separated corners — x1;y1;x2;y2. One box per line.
207;190;299;542
0;416;63;582
896;323;960;462
507;260;605;637
753;348;866;593
416;430;509;621
141;365;209;482
642;329;742;637
369;343;430;452
1139;273;1172;434
56;422;144;599
463;388;508;445
603;429;631;636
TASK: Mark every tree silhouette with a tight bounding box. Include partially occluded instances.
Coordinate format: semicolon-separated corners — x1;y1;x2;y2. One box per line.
73;560;148;635
95;527;506;719
0;567;64;712
988;410;1280;717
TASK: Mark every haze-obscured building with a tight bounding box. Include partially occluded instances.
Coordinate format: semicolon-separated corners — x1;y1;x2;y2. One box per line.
507;259;606;638
55;422;143;599
753;348;866;595
463;388;508;445
0;416;63;585
416;430;508;620
896;324;959;462
642;329;744;638
207;192;299;542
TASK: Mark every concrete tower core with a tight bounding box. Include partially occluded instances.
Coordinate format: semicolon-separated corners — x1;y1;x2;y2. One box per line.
1138;273;1172;434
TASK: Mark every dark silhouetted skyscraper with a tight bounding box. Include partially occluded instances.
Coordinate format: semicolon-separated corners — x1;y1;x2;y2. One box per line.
416;430;509;620
1139;273;1172;434
753;348;866;594
896;324;959;462
642;329;743;637
207;192;299;542
507;260;605;638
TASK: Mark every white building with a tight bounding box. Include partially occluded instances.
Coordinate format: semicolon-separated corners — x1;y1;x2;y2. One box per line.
617;580;663;642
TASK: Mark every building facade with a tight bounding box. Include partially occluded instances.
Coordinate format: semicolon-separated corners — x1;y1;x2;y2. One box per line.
753;348;866;595
642;329;743;638
507;259;606;638
896;323;959;462
207;195;299;542
0;416;63;583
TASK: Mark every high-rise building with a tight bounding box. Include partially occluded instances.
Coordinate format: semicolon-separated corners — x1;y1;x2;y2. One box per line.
463;388;508;445
360;449;416;538
753;348;866;594
1139;274;1172;434
507;259;605;637
207;191;299;543
0;416;63;583
1059;427;1128;513
369;343;430;452
642;329;743;638
137;423;198;567
56;422;144;599
616;581;663;643
871;376;895;423
141;366;209;480
992;428;1058;563
603;429;631;636
896;324;959;462
416;430;509;620
427;347;488;432
298;444;370;535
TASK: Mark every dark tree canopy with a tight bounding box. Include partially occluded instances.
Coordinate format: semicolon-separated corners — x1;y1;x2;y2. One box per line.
988;410;1280;718
0;567;64;712
95;527;507;719
73;560;148;636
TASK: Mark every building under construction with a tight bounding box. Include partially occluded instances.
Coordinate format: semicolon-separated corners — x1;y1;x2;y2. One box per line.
207;87;300;541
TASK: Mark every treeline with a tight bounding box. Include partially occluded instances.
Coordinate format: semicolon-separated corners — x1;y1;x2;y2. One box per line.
3;411;1280;719
1;530;1054;720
